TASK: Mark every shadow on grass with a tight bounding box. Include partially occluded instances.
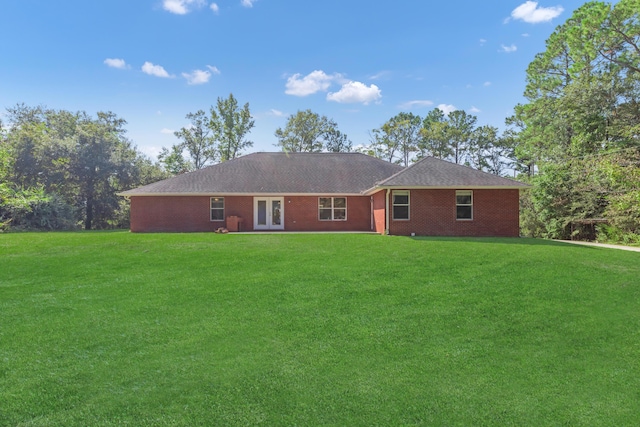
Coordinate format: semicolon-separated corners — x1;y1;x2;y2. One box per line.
407;236;598;249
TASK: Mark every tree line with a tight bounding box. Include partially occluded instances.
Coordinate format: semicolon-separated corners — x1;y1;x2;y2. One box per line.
0;105;167;231
510;0;639;243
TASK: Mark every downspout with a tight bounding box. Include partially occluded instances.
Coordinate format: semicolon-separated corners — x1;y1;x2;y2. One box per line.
370;196;374;231
385;188;390;235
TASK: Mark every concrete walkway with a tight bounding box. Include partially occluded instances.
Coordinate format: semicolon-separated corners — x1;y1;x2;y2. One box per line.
558;240;640;253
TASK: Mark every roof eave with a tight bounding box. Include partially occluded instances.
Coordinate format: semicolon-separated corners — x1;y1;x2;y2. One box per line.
362;184;531;195
118;191;368;197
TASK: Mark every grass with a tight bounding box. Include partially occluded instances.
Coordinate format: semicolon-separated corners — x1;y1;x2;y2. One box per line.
1;232;639;426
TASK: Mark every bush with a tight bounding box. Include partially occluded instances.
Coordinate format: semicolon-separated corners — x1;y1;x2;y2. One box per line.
596;224;640;246
0;186;77;231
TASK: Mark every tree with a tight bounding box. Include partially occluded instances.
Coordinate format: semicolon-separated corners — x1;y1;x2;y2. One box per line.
447;110;477;165
510;0;640;240
173;110;217;170
369;112;422;166
418;108;452;160
467;125;514;176
324;128;353;153
158;145;192;175
2;104;165;230
209;93;255;162
274;109;351;153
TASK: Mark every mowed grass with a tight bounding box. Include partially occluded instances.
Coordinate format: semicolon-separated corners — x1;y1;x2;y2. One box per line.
1;232;639;426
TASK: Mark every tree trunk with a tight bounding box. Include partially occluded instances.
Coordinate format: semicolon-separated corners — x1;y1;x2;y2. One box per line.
85;194;93;230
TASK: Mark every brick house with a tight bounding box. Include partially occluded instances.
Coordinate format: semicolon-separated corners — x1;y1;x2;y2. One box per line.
119;152;529;236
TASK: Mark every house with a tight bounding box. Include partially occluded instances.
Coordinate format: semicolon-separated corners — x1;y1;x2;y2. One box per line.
119;152;529;236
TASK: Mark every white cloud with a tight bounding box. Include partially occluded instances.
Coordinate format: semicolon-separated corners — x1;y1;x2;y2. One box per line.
182;69;212;85
207;65;221;74
398;100;434;109
510;1;564;24
522;33;530;37
163;0;206;14
210;3;219;13
104;58;128;69
437;104;457;115
161;128;174;134
479;38;487;46
268;109;285;117
469;106;481;113
142;61;173;78
499;44;518;53
285;70;337;96
140;145;164;160
241;0;256;7
484;81;492;86
369;70;391;80
327;81;382;105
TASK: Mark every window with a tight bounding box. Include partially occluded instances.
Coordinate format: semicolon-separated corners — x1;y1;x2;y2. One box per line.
210;197;224;221
456;190;473;220
319;197;347;221
392;190;410;220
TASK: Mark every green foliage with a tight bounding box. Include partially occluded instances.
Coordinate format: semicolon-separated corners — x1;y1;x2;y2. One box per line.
366;107;514;171
512;1;640;242
158;145;193;175
0;186;75;231
209;93;255;162
370;112;421;166
418;108;452;160
172;110;217;170
160;94;255;172
519;187;546;238
1;104;165;231
274;109;351;153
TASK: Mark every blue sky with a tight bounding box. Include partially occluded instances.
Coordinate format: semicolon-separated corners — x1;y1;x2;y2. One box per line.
1;0;589;159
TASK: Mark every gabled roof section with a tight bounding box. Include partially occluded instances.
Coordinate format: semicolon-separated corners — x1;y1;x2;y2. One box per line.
120;152;404;196
367;156;529;191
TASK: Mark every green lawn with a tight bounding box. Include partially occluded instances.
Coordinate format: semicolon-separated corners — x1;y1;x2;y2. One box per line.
1;232;639;426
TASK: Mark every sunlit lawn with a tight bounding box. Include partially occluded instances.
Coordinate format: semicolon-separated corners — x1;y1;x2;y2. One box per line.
1;232;639;426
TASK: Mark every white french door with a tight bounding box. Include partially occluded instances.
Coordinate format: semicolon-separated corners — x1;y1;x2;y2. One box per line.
253;197;284;230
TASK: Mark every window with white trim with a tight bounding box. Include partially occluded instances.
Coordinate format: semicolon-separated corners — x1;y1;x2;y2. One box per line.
210;197;224;221
456;190;473;220
392;190;410;220
319;197;347;221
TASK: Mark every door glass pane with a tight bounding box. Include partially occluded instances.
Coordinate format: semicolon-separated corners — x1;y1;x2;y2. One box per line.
257;200;267;225
272;200;281;225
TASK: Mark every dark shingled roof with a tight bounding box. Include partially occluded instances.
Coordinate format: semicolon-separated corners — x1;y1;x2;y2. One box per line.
373;156;529;189
120;152;404;195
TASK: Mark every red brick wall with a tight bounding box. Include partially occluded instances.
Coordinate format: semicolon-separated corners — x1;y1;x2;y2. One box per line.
388;189;520;237
372;190;386;234
129;196;253;232
129;190;520;236
129;195;372;232
283;196;371;231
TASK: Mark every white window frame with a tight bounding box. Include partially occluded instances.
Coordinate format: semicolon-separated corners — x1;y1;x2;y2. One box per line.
456;190;473;221
392;190;410;221
318;197;347;221
210;197;225;221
